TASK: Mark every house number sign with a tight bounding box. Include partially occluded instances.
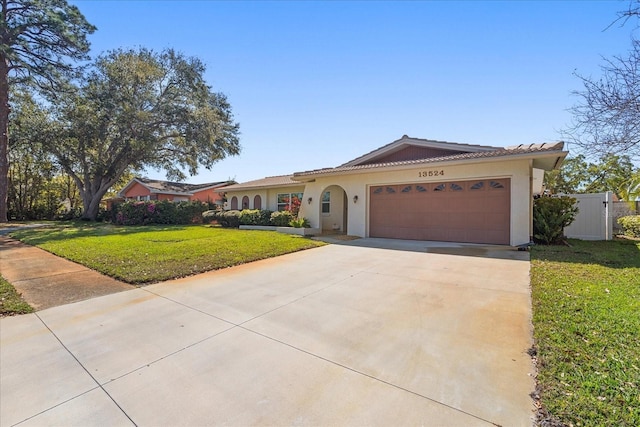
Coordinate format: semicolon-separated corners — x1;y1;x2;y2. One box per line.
418;169;445;178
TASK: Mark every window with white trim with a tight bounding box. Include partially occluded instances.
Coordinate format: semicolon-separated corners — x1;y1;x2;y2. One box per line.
277;192;303;214
322;191;330;214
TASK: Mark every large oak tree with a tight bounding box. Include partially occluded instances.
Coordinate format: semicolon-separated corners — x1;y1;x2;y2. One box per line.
49;48;241;220
0;0;95;222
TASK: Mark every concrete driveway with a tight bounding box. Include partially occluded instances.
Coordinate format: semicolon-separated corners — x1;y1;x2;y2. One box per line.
1;239;534;426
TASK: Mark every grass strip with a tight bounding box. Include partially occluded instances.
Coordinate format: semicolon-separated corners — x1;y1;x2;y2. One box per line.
0;275;33;316
10;222;325;284
531;238;640;426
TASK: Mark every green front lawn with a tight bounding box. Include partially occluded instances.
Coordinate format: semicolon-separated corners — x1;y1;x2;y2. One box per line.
10;223;325;284
0;275;33;316
531;238;640;426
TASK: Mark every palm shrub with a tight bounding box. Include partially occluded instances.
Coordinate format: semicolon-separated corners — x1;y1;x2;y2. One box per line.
289;217;310;228
533;195;579;244
618;215;640;237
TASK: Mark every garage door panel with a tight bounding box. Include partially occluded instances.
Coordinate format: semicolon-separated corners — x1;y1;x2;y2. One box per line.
370;179;510;245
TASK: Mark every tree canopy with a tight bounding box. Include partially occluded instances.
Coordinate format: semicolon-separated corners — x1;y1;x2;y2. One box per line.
565;40;640;161
48;48;241;220
565;1;640;162
0;0;95;222
544;154;639;200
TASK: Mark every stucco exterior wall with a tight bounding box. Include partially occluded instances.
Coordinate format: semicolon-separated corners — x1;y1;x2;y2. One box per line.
299;158;532;246
532;168;545;194
192;188;223;204
224;186;306;211
224;159;534;246
123;182;151;198
157;194;177;201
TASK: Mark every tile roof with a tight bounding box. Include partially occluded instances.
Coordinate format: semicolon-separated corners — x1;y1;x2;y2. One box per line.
339;135;502;167
135;178;233;195
293;141;566;178
218;175;301;192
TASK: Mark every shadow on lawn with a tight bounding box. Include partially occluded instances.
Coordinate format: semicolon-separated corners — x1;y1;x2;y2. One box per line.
7;222;191;245
531;237;640;269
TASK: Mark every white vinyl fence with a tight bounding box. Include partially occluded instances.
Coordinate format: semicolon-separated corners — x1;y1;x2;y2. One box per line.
563;192;614;241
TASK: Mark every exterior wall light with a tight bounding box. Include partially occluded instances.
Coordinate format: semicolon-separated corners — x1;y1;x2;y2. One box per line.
307;197;312;204
353;195;358;203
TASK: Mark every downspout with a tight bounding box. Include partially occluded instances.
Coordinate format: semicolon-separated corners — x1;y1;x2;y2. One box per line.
529;160;534;243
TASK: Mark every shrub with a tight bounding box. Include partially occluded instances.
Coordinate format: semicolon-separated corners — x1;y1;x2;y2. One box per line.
239;209;261;225
618;215;640;237
216;210;241;228
533;195;579;244
202;209;219;224
257;209;273;226
112;200;207;226
270;210;294;226
289;217;310;228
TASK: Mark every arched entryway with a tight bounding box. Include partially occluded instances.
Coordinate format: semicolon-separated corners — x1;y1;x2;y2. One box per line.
319;185;347;234
242;196;249;209
230;196;238;210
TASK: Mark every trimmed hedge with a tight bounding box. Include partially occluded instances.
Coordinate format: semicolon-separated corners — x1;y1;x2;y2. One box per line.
238;209;273;226
212;209;308;228
618;215;640;238
112;200;207;225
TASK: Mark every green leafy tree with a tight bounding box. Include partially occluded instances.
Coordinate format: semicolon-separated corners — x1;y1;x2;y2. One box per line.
48;48;241;220
545;154;638;198
0;0;96;222
618;172;640;210
583;154;636;195
544;155;590;194
7;90;59;219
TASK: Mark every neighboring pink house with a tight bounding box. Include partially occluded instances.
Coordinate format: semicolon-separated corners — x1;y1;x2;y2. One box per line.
116;177;235;207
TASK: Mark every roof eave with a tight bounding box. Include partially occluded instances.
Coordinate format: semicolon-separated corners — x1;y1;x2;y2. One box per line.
217;182;304;193
148;189;194;196
295;149;569;179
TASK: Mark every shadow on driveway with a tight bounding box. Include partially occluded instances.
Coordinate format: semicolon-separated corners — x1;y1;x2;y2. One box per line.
313;236;530;261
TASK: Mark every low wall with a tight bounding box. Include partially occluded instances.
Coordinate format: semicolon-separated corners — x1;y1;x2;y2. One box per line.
239;225;321;236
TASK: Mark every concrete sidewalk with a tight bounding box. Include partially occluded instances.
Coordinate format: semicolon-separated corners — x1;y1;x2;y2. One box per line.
0;236;133;310
1;240;535;426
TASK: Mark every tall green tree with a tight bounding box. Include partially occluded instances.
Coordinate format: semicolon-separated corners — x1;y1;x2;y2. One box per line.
49;48;241;220
544;154;638;198
7;89;60;219
0;0;95;222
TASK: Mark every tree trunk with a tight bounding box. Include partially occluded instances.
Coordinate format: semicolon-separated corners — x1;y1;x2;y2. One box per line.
81;193;101;221
0;56;9;222
80;183;112;221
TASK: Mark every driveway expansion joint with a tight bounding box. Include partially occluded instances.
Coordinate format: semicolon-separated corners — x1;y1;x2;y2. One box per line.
238;324;500;427
33;312;138;427
12;268;91;283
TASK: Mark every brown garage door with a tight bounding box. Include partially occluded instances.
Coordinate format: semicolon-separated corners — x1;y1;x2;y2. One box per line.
369;178;510;245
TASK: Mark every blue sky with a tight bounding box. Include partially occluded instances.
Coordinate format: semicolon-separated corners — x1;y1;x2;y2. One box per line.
72;0;634;183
